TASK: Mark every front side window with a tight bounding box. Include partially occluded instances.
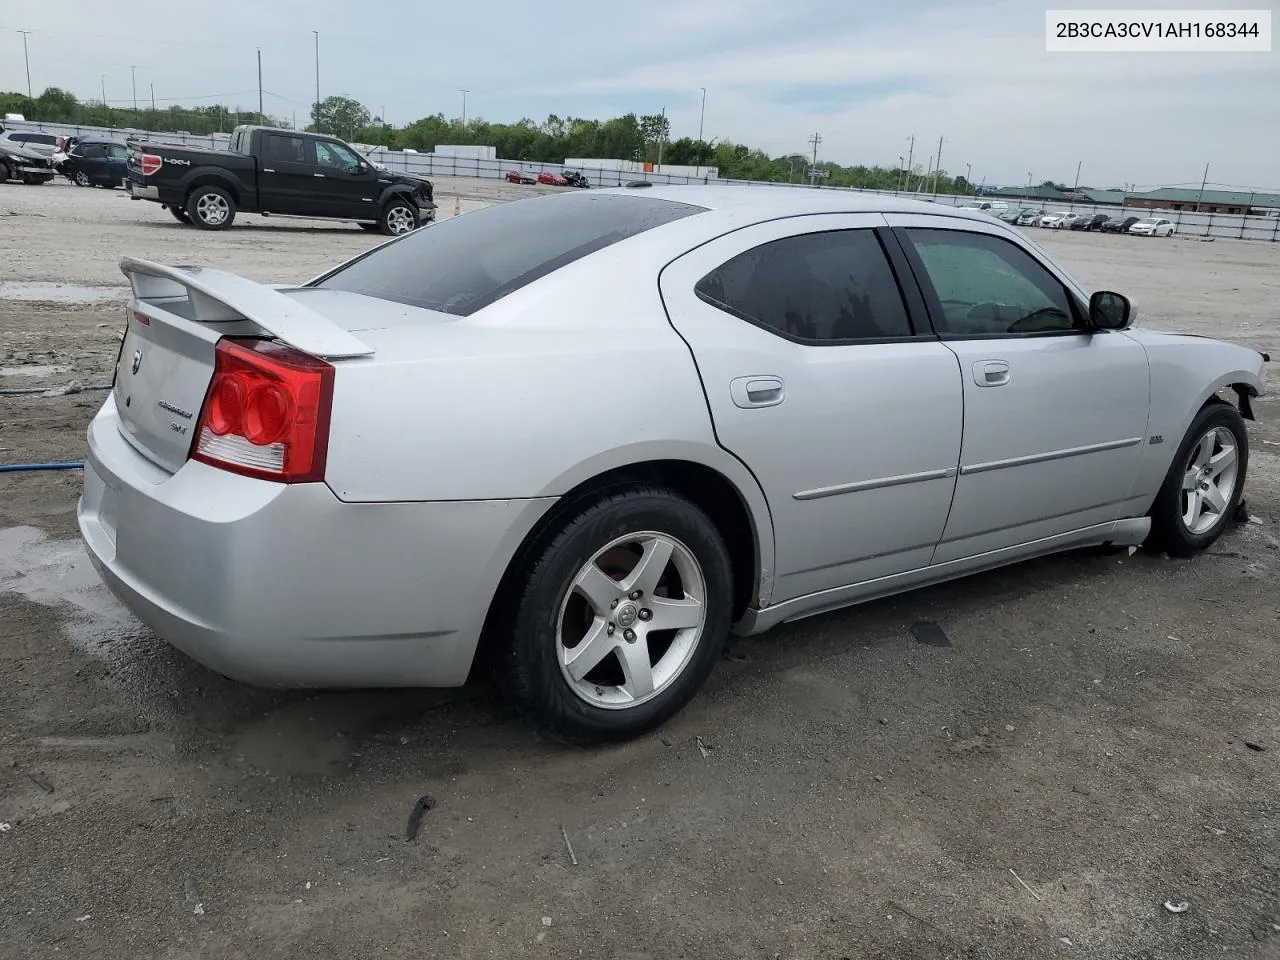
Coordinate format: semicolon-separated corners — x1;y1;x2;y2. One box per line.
694;229;913;343
903;228;1079;336
314;141;361;173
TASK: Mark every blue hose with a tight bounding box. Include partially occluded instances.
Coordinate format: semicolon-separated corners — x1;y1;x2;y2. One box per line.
0;462;85;473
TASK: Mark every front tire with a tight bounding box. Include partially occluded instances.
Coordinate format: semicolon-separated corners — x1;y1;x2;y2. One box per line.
186;185;236;230
379;198;418;236
496;487;734;743
74;170;91;187
1146;402;1248;557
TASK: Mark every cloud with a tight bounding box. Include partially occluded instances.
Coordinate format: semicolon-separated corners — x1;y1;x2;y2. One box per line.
4;0;1276;188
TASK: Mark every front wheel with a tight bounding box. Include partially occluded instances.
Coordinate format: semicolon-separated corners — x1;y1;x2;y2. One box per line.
1146;402;1248;556
495;487;734;743
186;185;236;230
379;199;418;236
74;170;91;187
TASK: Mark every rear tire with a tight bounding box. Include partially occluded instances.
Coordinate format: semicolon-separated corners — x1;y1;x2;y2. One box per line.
186;185;236;230
170;206;191;224
378;198;418;236
1146;402;1248;557
494;486;733;744
74;170;91;187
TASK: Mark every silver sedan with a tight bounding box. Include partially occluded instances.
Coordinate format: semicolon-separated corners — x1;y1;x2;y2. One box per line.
79;186;1269;742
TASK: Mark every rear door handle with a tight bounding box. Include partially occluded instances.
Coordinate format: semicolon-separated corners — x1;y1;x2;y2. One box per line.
730;376;786;408
974;360;1010;387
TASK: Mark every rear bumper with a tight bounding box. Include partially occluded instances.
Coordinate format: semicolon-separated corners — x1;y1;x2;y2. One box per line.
125;180;160;201
78;394;554;688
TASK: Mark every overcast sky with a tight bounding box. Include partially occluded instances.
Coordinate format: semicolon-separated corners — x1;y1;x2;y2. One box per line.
4;0;1276;189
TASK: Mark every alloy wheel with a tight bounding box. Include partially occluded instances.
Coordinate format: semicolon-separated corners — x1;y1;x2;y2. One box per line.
196;193;230;226
556;531;707;709
1180;425;1239;535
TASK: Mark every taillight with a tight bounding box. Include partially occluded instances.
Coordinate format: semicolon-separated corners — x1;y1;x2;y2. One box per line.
140;153;162;176
190;338;334;483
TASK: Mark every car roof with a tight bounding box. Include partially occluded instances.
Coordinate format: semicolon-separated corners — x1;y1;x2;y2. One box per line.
592;183;997;229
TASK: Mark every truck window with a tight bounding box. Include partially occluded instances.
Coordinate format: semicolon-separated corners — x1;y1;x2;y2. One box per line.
314;141;361;173
262;134;307;165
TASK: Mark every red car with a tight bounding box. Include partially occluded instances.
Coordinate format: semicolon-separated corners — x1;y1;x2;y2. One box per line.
537;171;568;186
505;170;536;185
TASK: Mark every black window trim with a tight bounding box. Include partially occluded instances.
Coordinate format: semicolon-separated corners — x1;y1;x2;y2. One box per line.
692;225;936;348
889;225;1096;341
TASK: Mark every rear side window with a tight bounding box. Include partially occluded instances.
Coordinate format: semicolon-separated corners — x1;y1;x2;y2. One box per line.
263;134;306;165
695;229;914;342
16;133;56;146
81;143;107;159
313;193;707;316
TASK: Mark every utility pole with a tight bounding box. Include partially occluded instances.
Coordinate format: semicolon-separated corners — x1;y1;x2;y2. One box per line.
1026;171;1034;199
460;89;469;125
1072;160;1082;193
131;65;138;117
897;155;905;194
257;48;263;125
698;87;706;143
150;83;155;112
906;134;915;183
18;30;32;101
312;30;320;131
657;105;667;167
100;74;107;107
965;162;972;188
936;136;945;187
1194;162;1210;211
808;131;822;184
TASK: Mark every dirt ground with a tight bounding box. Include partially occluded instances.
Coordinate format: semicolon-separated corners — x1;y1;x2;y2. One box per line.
2;181;1279;960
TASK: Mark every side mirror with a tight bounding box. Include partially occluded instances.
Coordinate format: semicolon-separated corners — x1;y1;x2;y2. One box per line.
1089;290;1132;330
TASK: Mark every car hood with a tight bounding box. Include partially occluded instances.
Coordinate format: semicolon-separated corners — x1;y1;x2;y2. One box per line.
0;142;48;162
378;169;432;189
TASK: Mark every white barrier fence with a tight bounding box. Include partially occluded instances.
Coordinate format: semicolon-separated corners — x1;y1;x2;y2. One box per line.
6;118;1280;242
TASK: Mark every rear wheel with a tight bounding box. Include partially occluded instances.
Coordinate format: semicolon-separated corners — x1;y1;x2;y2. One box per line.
495;487;733;743
169;206;191;224
74;170;91;187
1146;402;1248;556
379;198;418;236
186;185;236;230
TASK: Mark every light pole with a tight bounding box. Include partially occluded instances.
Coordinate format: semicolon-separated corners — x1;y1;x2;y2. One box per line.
100;75;107;108
698;87;706;143
965;162;972;189
131;65;137;117
312;31;320;131
18;30;32;101
460;89;469;125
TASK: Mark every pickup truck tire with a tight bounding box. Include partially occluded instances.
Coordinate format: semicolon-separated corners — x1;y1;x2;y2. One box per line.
186;185;237;230
170;206;191;224
379;198;418;236
358;223;381;233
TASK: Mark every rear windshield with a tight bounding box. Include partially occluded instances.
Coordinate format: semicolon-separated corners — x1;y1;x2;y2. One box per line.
312;192;706;316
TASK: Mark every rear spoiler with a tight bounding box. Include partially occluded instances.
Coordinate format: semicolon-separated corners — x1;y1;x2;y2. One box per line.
119;257;373;359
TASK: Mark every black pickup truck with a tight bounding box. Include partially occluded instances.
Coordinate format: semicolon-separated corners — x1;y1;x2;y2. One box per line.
124;125;436;235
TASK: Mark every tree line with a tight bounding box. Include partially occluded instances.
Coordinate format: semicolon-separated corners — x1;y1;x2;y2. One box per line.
1;88;972;194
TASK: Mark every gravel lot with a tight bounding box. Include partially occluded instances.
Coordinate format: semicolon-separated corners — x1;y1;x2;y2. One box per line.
2;180;1279;960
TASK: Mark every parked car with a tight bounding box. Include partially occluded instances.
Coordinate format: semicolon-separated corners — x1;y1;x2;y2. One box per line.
1101;215;1141;234
506;170;537;185
537;171;569;186
0;129;62;159
59;139;130;188
0;141;56;184
1070;213;1112;231
1015;209;1043;225
123;125;436;234
562;170;591;188
78;186;1269;742
1037;210;1072;228
996;209;1024;223
1129;217;1176;237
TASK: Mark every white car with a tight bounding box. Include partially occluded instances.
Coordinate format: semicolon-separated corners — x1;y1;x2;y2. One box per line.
78;186;1268;742
1038;211;1073;228
1129;217;1176;237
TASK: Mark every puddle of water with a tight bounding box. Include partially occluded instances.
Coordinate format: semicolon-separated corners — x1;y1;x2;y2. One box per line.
0;282;128;304
0;525;142;654
0;364;70;378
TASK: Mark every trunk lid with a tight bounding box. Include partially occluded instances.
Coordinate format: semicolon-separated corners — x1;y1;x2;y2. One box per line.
113;259;374;474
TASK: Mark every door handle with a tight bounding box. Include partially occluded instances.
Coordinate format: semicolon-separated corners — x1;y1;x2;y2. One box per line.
730;376;786;408
262;168;275;173
313;173;326;178
974;360;1010;387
